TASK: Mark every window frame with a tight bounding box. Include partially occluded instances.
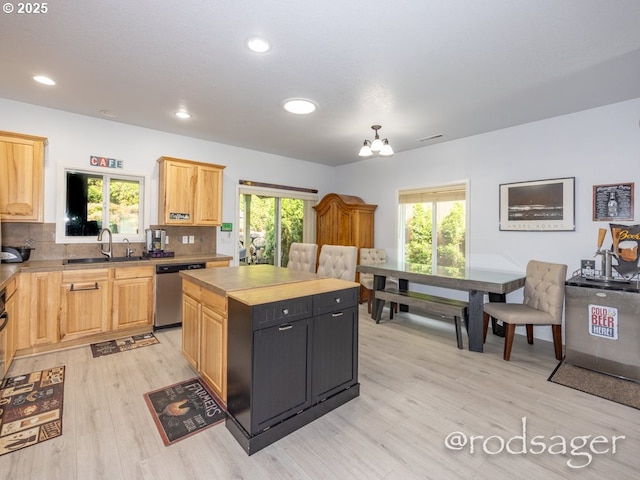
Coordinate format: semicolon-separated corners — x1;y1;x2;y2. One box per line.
398;181;469;268
55;164;149;244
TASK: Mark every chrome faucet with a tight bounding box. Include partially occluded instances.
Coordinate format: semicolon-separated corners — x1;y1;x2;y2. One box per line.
97;228;113;259
123;238;134;258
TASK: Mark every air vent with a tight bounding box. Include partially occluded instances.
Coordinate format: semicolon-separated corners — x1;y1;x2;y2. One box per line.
418;134;444;142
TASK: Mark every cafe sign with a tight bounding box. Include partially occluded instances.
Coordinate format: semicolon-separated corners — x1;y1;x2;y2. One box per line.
588;304;618;340
90;155;124;169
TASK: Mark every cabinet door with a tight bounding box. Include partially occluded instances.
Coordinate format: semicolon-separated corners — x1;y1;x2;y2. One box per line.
252;318;312;434
200;304;227;401
60;276;110;342
0;132;45;222
194;164;223;225
4;279;17;376
160;159;195;224
113;276;154;330
182;292;201;369
25;271;61;346
312;307;358;402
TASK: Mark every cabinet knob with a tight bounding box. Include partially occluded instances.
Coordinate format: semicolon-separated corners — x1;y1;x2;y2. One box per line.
334;297;341;303
282;308;289;315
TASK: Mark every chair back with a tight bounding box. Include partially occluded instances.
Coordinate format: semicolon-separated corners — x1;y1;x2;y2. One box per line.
317;245;357;281
359;248;388;285
523;260;568;324
287;242;318;273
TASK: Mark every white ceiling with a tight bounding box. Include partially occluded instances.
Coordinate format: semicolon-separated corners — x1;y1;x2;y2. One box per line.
2;0;640;167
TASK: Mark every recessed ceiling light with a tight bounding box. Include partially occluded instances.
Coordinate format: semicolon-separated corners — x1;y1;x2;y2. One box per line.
247;37;271;53
33;75;55;86
283;99;317;115
175;110;192;119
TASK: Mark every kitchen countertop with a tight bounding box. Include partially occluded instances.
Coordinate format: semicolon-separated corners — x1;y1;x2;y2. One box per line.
0;253;232;291
180;264;323;297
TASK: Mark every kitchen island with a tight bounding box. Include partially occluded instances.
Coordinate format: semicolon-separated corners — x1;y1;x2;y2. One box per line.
180;265;360;454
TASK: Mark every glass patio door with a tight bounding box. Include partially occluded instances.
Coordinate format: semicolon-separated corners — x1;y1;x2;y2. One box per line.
238;184;317;267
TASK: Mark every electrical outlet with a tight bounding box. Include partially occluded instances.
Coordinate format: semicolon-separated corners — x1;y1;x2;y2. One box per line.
189;235;195;244
182;235;188;244
165;236;169;244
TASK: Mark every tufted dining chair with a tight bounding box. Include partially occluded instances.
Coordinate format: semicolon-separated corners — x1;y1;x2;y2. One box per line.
359;248;399;314
483;260;568;361
316;245;358;281
287;242;318;273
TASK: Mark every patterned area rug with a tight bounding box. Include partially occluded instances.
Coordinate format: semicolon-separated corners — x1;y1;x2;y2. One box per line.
90;332;159;357
0;366;65;456
549;361;640;410
144;377;226;445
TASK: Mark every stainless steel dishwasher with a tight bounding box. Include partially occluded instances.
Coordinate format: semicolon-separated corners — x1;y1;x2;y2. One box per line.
155;262;206;329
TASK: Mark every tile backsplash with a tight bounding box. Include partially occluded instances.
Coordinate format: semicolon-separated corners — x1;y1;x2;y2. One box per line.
1;222;218;261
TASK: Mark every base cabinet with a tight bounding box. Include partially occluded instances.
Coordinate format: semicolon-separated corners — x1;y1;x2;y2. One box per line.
112;266;154;330
181;270;229;403
60;269;111;342
226;286;359;454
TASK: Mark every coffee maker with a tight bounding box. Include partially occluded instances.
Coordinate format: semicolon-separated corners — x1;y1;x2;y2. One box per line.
145;229;167;254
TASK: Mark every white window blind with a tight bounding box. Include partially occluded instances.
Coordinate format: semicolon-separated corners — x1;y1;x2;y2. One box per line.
399;183;466;204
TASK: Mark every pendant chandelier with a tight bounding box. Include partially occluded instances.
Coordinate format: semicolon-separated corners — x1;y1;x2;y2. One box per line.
358;125;394;157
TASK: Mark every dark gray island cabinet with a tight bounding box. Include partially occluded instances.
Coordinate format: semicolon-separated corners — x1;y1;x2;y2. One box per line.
226;279;360;455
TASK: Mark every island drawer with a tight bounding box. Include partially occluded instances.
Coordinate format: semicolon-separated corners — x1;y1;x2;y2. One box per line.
314;287;358;315
252;296;313;330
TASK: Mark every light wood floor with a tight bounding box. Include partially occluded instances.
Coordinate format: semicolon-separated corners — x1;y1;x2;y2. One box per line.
1;305;639;479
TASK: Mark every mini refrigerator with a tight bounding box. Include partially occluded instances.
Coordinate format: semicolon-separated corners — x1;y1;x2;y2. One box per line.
565;275;640;382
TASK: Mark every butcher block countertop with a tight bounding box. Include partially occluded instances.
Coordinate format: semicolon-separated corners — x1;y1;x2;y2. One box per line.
180;264;358;300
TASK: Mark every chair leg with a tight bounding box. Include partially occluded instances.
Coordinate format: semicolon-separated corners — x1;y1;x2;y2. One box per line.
367;288;372;314
390;302;395;320
526;324;534;344
482;312;490;343
503;323;516;361
454;316;463;349
552;324;563;360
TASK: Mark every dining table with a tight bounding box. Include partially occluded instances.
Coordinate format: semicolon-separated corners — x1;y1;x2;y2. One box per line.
356;261;526;352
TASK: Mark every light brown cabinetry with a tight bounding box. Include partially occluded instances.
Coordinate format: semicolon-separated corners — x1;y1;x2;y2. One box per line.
112;266;154;330
158;156;225;226
181;277;228;404
60;268;111;342
181;280;201;369
0;130;46;222
18;271;61;348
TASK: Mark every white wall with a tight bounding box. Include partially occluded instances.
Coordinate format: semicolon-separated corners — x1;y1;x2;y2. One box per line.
0;98;335;257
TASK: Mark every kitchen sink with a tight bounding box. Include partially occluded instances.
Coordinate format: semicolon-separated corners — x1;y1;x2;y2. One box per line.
64;256;147;264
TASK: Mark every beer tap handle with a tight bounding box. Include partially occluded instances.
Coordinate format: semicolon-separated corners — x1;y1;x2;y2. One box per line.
597;228;607;250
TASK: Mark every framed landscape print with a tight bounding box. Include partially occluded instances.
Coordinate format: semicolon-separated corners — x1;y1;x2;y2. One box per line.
499;177;575;231
592;183;634;221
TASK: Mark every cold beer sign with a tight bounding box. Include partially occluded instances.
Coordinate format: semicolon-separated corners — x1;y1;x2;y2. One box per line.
588;304;619;340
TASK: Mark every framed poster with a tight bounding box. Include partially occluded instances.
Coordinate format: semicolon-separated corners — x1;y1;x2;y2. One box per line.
592;183;634;221
499;177;575;231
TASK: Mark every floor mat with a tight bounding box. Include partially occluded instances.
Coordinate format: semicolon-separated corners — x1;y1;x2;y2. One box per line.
144;377;226;446
0;366;65;456
90;332;159;357
548;361;640;410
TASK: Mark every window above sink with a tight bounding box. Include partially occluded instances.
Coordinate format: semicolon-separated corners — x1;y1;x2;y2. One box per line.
55;165;149;244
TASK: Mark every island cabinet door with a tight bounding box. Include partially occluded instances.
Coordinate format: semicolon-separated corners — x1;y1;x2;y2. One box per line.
311;306;358;402
250;318;312;434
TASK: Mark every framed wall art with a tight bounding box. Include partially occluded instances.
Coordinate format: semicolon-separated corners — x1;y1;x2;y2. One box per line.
592;183;634;221
499;177;575;231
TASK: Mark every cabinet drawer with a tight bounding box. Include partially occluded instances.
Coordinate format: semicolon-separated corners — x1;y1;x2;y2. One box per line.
62;268;110;283
252;296;313;330
114;265;154;279
314;287;358;315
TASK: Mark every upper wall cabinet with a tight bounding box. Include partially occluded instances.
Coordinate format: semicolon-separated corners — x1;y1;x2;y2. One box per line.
157;156;225;226
0;130;47;223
